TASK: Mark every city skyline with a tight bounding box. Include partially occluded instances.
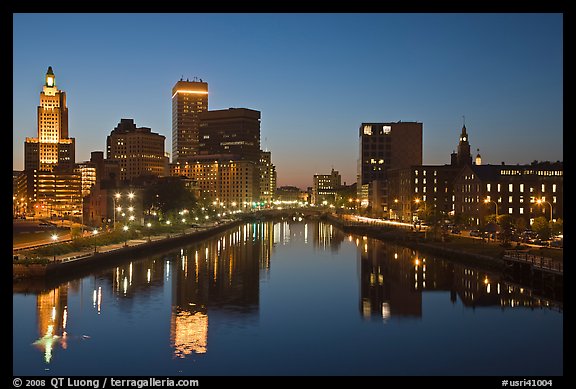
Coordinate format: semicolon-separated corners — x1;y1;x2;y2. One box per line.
13;13;563;189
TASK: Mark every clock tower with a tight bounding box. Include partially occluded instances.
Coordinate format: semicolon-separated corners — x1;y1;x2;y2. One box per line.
450;119;473;167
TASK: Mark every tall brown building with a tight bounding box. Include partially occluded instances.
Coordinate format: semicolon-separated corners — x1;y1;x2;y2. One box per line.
172;78;208;162
198;108;261;162
24;66;75;171
106;119;168;182
357;121;423;214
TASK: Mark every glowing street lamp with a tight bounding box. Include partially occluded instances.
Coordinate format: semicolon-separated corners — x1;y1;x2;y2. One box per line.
123;225;129;247
113;193;121;229
51;233;58;261
483;198;499;219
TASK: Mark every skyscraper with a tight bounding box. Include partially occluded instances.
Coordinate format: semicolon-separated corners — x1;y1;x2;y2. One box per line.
24;66;75;171
171;78;208;163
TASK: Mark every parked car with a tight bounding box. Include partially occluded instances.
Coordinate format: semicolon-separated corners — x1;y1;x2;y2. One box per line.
469;229;482;237
550;239;563;248
450;228;461;234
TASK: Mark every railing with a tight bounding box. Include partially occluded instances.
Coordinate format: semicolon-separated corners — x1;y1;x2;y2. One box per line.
503;250;563;274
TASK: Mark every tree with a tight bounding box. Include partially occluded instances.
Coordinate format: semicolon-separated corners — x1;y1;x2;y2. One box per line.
550;218;563;236
497;214;514;245
531;216;552;240
143;177;197;220
514;217;527;233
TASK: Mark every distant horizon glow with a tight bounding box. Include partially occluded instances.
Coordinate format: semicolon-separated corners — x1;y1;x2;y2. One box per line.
13;13;563;189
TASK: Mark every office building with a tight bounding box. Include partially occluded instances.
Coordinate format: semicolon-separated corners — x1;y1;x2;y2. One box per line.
106;119;169;182
312;168;341;205
24;66;75;171
259;151;277;206
453;161;563;226
198;108;261;162
172;78;208;162
357;121;422;214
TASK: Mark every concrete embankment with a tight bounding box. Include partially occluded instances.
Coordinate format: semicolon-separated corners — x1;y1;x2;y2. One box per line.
326;214;507;272
13;219;243;283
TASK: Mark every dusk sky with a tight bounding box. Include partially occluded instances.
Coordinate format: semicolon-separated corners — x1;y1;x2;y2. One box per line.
12;13;563;189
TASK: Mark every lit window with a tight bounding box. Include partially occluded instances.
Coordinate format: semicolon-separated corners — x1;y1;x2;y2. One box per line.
509;183;513;192
552;184;557;193
508;208;513;214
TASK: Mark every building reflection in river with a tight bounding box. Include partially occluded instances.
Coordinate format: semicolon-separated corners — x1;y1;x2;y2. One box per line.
357;236;562;321
170;221;273;358
33;286;69;363
27;221;561;364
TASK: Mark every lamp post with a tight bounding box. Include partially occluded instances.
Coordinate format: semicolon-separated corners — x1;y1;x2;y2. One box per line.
536;199;553;221
483;198;499;219
123;225;129;247
113;193;121;230
51;233;58;261
394;199;400;220
92;229;99;253
414;198;426;221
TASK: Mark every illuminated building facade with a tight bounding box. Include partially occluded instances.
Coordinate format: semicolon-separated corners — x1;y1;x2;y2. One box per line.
357;121;422;214
312;168;341;205
453;161;563;226
172;78;208;162
259;151;277;205
170;156;260;208
106;118;169;182
24;66;75;171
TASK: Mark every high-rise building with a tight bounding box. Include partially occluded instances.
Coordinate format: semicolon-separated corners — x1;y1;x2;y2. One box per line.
24;66;75;171
259;151;277;206
172;78;208;162
106;119;169;182
357;121;422;214
198;108;261;162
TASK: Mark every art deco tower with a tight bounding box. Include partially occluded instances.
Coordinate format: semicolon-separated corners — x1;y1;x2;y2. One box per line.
24;66;75;171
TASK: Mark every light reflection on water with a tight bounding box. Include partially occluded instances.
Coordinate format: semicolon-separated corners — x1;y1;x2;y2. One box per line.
13;220;562;376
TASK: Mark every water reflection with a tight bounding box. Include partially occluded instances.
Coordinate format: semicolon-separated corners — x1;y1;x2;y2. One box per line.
32;286;69;363
358;235;562;321
19;219;561;369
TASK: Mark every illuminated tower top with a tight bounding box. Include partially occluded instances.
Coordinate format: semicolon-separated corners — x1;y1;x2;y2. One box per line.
24;66;74;171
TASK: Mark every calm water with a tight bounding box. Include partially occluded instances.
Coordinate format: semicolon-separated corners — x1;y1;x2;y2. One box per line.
13;220;563;376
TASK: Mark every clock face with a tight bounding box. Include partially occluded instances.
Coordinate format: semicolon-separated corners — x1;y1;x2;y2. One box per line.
47;77;54;87
462;136;467;142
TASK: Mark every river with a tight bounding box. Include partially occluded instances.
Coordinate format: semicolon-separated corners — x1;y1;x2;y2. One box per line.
13;220;563;376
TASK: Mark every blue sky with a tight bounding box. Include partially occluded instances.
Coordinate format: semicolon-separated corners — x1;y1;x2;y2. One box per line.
13;13;563;189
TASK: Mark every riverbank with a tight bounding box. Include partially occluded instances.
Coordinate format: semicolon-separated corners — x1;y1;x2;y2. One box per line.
13;219;243;282
325;214;562;273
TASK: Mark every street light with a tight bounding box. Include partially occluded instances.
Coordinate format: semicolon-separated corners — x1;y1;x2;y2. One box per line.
123;225;129;247
51;233;58;261
536;199;553;221
113;193;121;229
483;198;499;219
414;198;426;221
92;229;99;253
